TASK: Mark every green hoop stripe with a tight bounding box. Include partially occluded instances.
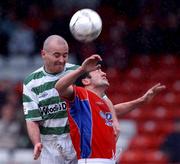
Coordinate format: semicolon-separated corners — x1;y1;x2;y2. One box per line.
40;125;70;135
24;71;45;85
23;94;32;102
25;109;41;119
39;96;64;106
42;111;68;120
31;80;57;95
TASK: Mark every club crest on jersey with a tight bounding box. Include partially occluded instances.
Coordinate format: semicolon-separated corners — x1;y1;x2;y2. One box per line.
99;110;113;126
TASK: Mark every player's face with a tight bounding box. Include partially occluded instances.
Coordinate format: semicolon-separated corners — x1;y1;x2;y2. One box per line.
42;42;69;74
89;69;109;87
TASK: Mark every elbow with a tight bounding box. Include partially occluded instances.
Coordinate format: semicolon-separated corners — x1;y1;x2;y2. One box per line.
55;81;61;90
55;83;62;93
55;82;65;95
54;83;58;90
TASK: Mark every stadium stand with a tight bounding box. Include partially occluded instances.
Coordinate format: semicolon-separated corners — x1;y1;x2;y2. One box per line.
107;55;179;164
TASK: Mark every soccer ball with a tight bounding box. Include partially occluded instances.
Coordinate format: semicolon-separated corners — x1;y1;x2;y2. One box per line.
69;8;102;42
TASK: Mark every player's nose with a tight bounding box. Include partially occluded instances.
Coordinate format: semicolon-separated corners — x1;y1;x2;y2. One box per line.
100;70;106;76
58;56;65;63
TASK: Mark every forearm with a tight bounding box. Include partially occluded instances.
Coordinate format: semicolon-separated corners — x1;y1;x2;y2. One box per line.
55;66;85;92
114;96;145;117
26;121;41;145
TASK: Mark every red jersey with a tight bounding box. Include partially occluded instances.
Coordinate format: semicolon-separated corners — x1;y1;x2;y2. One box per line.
65;86;116;159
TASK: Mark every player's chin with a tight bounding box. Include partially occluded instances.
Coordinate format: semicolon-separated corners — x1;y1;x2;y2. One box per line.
103;81;110;87
104;80;110;86
54;65;64;73
106;82;110;87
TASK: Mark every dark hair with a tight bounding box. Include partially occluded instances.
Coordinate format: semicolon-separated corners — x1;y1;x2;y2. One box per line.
75;63;102;87
75;72;91;87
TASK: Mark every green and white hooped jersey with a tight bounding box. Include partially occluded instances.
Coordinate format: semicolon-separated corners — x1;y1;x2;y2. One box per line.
23;63;79;139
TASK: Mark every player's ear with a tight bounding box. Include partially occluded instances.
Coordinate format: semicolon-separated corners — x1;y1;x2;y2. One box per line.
41;50;45;57
82;78;90;86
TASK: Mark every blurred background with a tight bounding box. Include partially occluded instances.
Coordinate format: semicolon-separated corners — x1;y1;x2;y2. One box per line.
0;0;179;163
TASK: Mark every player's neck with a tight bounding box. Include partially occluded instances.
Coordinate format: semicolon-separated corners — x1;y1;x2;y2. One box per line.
44;66;63;75
86;85;106;98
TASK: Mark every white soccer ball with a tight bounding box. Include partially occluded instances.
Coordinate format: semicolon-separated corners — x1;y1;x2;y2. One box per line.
69;8;102;42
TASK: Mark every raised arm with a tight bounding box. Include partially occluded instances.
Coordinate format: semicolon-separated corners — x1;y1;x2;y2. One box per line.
114;83;166;118
55;55;102;98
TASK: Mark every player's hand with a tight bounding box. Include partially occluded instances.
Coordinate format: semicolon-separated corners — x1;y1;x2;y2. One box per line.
33;142;43;160
81;55;102;72
141;83;166;103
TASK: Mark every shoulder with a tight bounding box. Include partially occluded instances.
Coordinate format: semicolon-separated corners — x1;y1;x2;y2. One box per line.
74;86;85;93
23;67;45;85
74;86;88;99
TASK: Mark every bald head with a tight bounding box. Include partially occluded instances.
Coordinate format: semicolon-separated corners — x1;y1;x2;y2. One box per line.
41;35;69;74
43;35;68;51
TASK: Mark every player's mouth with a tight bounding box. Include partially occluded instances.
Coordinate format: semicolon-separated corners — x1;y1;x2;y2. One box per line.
102;75;108;80
55;62;65;66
